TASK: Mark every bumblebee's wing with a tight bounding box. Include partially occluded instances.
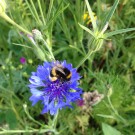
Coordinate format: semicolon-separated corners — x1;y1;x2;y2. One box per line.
56;67;65;75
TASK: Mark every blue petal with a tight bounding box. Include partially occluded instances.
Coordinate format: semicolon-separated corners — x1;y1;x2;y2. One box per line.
70;81;78;89
29;76;43;85
42;96;49;105
29;88;44;105
29;96;41;105
41;105;48;114
37;65;49;80
30;88;44;96
49;101;58;115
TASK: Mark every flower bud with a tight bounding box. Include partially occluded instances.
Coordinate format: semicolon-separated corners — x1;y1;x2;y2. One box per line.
0;0;6;15
20;57;26;64
22;72;28;78
107;85;113;97
10;66;15;70
32;29;43;42
23;104;27;110
18;64;23;69
28;59;33;64
2;65;6;70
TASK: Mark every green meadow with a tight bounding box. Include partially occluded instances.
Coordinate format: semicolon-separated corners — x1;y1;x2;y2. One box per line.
0;0;135;134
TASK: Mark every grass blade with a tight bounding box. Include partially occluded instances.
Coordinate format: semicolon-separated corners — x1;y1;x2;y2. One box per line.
85;0;97;30
78;23;95;38
45;3;69;28
46;0;54;22
12;43;32;49
102;0;119;30
105;28;135;38
29;0;41;24
25;0;38;23
37;0;46;25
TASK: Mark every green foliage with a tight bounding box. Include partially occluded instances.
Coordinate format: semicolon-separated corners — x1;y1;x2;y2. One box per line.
102;123;121;135
0;0;135;134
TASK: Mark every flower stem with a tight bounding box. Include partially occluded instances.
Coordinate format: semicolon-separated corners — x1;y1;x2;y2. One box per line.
23;104;44;126
52;110;59;128
0;13;32;35
43;39;55;60
107;96;127;124
76;39;102;68
0;129;59;134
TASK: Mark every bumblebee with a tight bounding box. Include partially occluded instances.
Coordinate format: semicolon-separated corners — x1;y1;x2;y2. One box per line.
49;64;72;82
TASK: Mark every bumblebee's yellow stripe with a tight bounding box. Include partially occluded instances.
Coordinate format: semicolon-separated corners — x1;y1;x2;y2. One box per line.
66;73;72;79
52;67;56;76
51;77;57;81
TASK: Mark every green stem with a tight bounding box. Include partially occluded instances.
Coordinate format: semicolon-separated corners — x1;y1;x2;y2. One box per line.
8;67;13;91
23;104;44;126
0;128;59;134
52;110;59;128
76;39;101;68
0;13;32;35
43;39;55;60
107;96;126;124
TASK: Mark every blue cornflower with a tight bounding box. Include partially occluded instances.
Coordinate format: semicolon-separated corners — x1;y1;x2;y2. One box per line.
29;60;82;115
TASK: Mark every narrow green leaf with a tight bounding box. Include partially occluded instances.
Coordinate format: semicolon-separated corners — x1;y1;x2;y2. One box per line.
46;3;69;28
12;43;32;49
69;45;85;56
85;0;97;30
37;0;46;25
54;47;71;55
46;0;54;22
97;114;115;119
102;0;119;30
78;23;95;38
25;0;39;23
102;123;121;135
105;28;135;38
30;0;41;24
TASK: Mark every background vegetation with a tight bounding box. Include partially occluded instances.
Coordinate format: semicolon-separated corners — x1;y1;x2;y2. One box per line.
0;0;135;134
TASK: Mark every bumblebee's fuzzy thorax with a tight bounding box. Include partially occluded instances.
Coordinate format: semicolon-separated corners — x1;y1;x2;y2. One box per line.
50;64;72;82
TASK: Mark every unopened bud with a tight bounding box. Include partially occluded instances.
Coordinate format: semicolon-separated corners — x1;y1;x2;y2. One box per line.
18;64;23;69
23;104;27;110
10;66;15;70
22;72;28;78
2;65;6;70
107;85;113;97
28;59;33;64
0;0;6;15
32;29;43;42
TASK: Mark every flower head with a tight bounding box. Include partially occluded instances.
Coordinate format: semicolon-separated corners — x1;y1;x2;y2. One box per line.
29;60;82;115
83;12;97;25
0;0;6;15
80;90;104;112
20;57;26;64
